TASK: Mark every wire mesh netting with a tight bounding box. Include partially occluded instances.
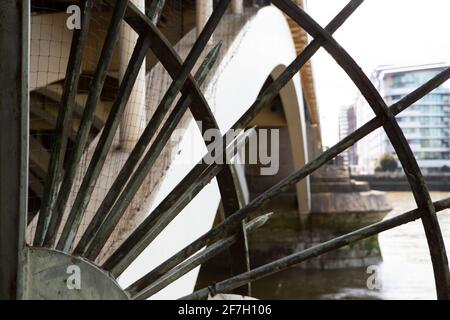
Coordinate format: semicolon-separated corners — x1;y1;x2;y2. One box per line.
28;1;150;257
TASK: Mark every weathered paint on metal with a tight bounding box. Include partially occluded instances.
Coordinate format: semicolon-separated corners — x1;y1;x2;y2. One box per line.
36;0;93;249
0;0;29;300
4;0;448;300
38;0;130;247
148;0;166;25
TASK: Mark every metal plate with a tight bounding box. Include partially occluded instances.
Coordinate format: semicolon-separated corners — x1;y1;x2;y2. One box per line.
25;247;128;300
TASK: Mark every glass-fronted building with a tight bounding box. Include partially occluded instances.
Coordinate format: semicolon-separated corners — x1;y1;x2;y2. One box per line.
357;63;450;173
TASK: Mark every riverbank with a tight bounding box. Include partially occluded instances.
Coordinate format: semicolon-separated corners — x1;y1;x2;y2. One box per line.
353;174;450;191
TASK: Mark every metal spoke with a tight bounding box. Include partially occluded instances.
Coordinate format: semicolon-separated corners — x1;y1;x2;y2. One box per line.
148;0;166;25
129;213;273;300
120;3;254;291
76;42;224;258
38;0;130;247
102;0;364;276
56;35;152;252
33;0;93;245
100;128;255;273
182;197;450;300
55;0;167;253
81;0;231;263
116;67;450;289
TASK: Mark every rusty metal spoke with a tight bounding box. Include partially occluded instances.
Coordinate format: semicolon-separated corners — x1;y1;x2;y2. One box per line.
33;0;93;246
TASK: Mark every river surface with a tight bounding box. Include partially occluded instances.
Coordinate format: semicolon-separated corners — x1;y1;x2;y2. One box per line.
248;192;450;300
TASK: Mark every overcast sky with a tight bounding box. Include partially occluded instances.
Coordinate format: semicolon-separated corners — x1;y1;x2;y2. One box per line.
306;0;450;147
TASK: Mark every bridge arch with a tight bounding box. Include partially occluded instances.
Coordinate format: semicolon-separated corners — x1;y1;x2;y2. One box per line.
271;64;310;214
117;6;311;299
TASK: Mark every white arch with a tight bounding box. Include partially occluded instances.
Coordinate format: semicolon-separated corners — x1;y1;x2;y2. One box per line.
211;9;310;214
272;64;310;214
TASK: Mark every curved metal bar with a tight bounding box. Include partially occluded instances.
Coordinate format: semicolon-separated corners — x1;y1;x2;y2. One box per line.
272;0;449;299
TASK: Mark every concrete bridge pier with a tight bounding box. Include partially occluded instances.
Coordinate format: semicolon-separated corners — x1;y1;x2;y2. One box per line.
246;164;392;270
196;0;213;40
231;0;244;14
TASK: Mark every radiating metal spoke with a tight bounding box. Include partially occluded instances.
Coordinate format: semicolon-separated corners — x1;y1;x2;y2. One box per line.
56;0;167;253
182;197;450;300
119;2;252;290
77;42;224;258
115;67;450;289
100;127;255;273
33;0;93;246
56;35;152;252
129;213;273;300
102;0;364;277
77;0;232;262
38;0;130;247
